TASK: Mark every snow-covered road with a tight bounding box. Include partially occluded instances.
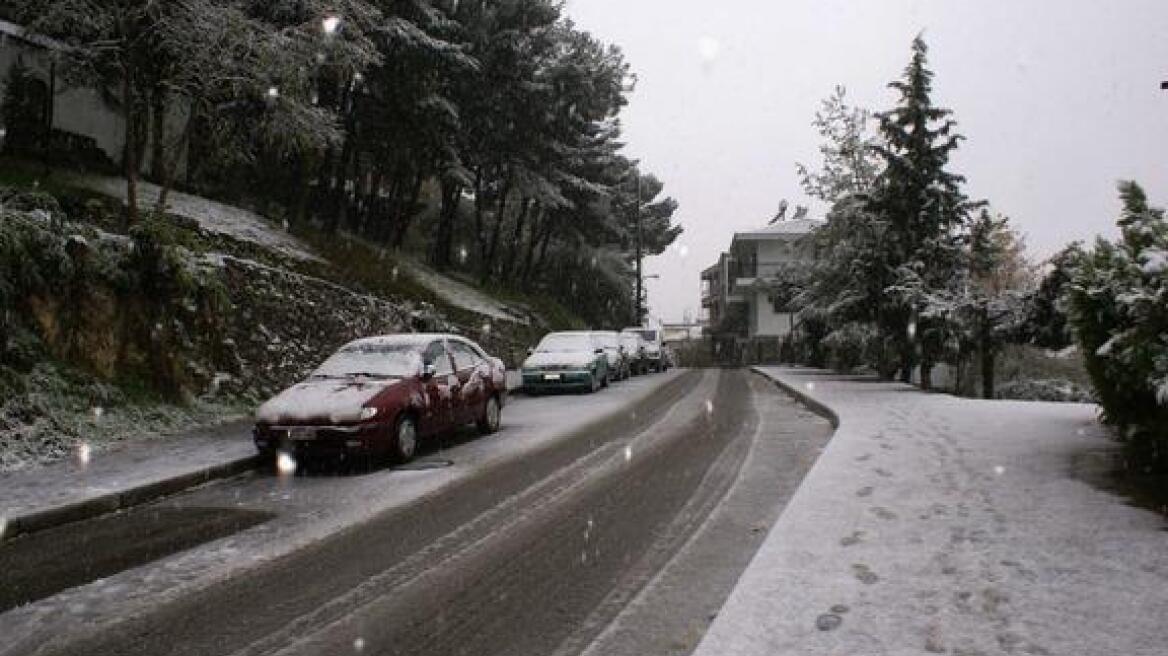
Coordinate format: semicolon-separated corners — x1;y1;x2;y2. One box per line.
1;371;691;654
695;367;1168;656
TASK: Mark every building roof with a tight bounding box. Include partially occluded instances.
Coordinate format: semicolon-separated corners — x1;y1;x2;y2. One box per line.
0;19;71;52
733;218;823;242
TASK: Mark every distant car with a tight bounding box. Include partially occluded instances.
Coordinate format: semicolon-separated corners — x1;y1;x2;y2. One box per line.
591;330;626;381
619;331;647;375
623;327;665;372
522;331;610;393
253;334;507;464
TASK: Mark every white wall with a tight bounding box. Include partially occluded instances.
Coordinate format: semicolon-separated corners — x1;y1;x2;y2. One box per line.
750;290;795;338
1;31;187;175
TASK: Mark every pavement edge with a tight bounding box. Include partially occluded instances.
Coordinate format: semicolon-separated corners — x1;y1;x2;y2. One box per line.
3;454;262;542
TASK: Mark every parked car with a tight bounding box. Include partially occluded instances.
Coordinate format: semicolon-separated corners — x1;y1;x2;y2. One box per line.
521;331;610;393
591;330;626;381
619;331;647;375
622;327;665;372
253;334;507;464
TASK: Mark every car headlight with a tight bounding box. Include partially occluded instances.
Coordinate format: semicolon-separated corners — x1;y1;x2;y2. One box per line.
359;407;379;421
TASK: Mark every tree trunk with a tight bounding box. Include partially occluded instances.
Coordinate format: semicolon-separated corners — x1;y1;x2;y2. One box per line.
121;67;139;225
527;214;556;289
154;111;191;217
503;198;534;281
483;177;511;283
980;309;995;399
392;169;425;248
433;179;460;268
290;152;314;228
520;209;545;285
150;83;166;183
473;168;487;266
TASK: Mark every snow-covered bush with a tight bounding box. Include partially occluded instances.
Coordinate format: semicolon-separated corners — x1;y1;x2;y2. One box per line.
1067;182;1168;467
995;378;1095;404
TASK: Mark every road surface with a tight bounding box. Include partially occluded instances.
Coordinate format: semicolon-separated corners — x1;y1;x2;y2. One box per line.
1;369;831;656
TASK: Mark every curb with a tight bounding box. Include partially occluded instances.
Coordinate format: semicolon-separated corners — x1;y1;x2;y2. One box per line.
749;366;840;429
3;454;262;542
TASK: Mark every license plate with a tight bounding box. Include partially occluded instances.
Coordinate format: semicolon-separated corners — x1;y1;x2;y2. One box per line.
543;373;562;381
288;427;317;441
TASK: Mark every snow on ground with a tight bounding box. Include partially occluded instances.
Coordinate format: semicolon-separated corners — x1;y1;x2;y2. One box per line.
0;419;254;522
70;175;320;262
694;367;1168;656
395;257;530;324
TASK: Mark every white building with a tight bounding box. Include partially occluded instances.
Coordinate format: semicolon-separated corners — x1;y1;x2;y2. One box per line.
701;218;820;342
0;19;184;174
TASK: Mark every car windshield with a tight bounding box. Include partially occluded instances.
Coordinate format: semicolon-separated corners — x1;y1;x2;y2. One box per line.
311;344;422;379
537;334;594;352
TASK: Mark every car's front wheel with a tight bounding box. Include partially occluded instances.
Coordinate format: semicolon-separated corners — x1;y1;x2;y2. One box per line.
390;414;418;463
477;395;501;434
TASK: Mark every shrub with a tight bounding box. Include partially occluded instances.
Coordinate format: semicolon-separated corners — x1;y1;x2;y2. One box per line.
1067;182;1168;469
822;322;877;372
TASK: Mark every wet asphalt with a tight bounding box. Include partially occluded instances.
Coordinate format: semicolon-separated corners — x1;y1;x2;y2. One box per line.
10;369;826;656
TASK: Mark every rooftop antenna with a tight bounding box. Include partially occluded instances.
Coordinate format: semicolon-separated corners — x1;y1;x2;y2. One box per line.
769;200;789;224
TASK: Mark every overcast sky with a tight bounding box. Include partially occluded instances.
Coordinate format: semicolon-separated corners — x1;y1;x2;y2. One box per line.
566;0;1168;325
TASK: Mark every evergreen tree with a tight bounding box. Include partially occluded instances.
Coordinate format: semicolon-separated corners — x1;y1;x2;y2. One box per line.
870;36;979;382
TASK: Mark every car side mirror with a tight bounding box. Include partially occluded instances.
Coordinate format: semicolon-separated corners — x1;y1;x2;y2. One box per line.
527;347;534;356
422;363;437;380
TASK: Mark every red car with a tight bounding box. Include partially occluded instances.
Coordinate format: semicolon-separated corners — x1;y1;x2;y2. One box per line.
253;333;507;464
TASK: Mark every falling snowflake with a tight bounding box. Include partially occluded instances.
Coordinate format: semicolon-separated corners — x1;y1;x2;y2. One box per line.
0;516;6;540
267;86;280;99
77;441;91;467
353;637;365;653
705;399;714;415
482;322;492;335
458;245;469;264
91;406;104;421
993;465;1005;476
907;321;917;340
277;451;298;477
698;36;721;62
623;445;632;462
806;382;816;391
322;15;341;35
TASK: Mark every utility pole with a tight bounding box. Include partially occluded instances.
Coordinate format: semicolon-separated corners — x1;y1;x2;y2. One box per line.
634;173;643;326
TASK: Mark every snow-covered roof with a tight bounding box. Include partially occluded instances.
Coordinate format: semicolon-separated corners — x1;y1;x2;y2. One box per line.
0;19;71;52
734;218;824;242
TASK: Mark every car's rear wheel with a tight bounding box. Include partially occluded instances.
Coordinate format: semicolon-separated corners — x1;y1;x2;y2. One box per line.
390;414;418;463
477;395;501;434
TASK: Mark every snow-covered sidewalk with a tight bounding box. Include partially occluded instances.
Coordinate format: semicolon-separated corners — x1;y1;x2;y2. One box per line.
1;419;255;539
695;367;1168;656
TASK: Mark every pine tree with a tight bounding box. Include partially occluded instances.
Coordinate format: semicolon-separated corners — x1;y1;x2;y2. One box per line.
870;36;978;383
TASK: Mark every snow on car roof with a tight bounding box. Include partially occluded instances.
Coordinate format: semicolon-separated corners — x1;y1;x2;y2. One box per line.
341;333;462;350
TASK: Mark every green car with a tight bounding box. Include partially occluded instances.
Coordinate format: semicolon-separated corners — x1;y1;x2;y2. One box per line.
521;331;611;394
